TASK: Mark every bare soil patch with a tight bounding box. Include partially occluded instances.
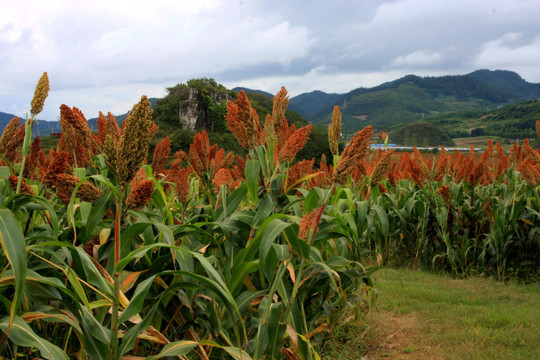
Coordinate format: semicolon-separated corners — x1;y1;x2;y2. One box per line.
363;309;445;360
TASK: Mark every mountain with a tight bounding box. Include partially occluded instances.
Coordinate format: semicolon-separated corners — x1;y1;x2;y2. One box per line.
468;69;540;100
232;87;273;98
0;111;61;137
0;111;18;131
291;71;533;135
233;87;342;120
288;90;343;119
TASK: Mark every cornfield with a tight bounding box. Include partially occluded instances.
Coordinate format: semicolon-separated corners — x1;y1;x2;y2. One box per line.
0;74;538;359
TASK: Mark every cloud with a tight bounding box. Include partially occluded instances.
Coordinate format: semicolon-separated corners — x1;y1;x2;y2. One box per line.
0;0;315;119
2;0;540;121
473;33;540;81
391;49;443;67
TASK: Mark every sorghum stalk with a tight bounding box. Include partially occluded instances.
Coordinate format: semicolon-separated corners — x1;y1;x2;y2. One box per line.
280;187;332;359
110;96;155;359
110;198;122;360
253;260;289;360
328;106;342;157
17;72;49;194
16;116;33;194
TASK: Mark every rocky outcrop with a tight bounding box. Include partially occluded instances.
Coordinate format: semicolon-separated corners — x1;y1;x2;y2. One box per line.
171;79;234;131
178;87;199;130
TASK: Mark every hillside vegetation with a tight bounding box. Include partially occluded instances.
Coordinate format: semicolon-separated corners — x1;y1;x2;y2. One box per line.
469;69;540;99
389;121;455;147
431;99;540;140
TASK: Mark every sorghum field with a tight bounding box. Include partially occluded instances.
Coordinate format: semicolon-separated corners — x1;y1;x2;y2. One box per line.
0;73;538;359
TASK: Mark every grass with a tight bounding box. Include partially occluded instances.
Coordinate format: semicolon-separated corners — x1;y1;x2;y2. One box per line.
321;268;540;360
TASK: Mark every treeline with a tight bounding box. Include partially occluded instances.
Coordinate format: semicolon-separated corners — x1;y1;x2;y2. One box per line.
394;74;515;102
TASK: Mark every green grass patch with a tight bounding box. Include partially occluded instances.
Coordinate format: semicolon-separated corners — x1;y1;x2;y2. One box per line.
322;268;540;360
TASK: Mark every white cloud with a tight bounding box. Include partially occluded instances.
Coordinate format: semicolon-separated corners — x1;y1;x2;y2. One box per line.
1;1;314;87
2;0;540;120
0;0;315;119
473;33;540;81
391;49;443;67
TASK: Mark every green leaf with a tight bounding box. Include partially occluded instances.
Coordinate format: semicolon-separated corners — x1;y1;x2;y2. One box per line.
145;340;198;359
0;208;26;330
119;275;156;324
174;244;194;273
85;191;114;240
222;346;253;360
284;225;310;259
254;146;269;178
28;196;60;239
245;159;261;204
200;339;253;360
118;301;159;356
0;316;68;360
90;174;121;198
152;220;176;246
73;167;86;179
259;218;292;284
121;222;152;245
235;289;266;315
229;260;259;296
327;255;352;267
79;312;111;360
174;268;246;343
116;243;166;273
0;165;10;179
252;194;275;228
372;204;389;238
215;184;248;220
192;252;230;291
261;302;287;358
80;306;111;344
273;244;290;261
22;310;83;336
313;261;339;293
79;200;92;221
74;247;113;298
24;267;65;290
304;188;320;214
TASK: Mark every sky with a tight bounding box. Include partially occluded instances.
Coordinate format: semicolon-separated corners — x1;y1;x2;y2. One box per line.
1;0;540;121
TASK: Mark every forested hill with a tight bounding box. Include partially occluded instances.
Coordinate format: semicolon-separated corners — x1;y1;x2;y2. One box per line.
0;111;61;137
294;70;538;135
231;87;273;98
430;99;540;140
286;90;342;119
468;69;540;100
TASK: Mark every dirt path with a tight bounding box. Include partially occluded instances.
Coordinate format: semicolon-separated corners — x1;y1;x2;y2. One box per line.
362;309;445;360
